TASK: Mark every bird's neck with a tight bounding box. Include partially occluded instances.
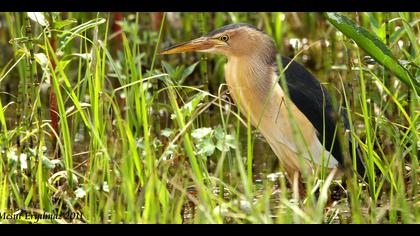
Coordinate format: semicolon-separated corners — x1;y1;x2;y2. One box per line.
224;55;279;125
225;55;276;94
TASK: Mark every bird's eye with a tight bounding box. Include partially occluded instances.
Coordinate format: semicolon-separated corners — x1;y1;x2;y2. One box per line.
219;35;229;42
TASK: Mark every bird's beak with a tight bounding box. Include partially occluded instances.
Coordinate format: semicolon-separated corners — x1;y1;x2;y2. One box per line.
160;37;220;54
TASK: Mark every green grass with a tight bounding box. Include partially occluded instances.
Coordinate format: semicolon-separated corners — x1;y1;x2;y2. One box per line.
0;12;419;224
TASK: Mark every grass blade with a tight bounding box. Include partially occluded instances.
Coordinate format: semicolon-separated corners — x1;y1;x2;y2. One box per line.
324;12;420;94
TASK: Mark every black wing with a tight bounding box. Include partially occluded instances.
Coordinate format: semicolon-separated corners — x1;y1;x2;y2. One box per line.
278;56;365;176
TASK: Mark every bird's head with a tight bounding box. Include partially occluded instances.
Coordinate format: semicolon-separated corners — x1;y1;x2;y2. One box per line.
161;23;276;64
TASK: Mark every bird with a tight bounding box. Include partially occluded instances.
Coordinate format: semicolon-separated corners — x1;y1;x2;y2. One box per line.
160;23;365;181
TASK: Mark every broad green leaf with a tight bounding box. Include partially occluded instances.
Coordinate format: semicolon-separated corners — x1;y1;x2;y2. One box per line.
161;128;174;138
197;138;216;156
42;157;57;170
180;61;200;83
214;125;224;141
171;92;207;120
191;127;212;139
214;126;237;151
162;60;199;84
216;134;237;152
325;12;420;94
53;18;77;29
161;61;175;75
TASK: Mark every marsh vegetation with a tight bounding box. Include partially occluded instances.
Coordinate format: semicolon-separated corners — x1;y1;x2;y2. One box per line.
0;12;419;223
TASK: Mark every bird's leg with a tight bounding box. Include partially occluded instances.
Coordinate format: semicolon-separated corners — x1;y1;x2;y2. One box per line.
292;172;300;202
292;171;307;200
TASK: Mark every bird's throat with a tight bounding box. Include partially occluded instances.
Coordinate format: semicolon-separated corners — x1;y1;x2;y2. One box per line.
224;56;278;128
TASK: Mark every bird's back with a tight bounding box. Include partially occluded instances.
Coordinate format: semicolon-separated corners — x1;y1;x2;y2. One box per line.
278;56;365;176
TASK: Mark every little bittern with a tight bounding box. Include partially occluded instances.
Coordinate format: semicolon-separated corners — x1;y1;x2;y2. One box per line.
161;23;365;179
